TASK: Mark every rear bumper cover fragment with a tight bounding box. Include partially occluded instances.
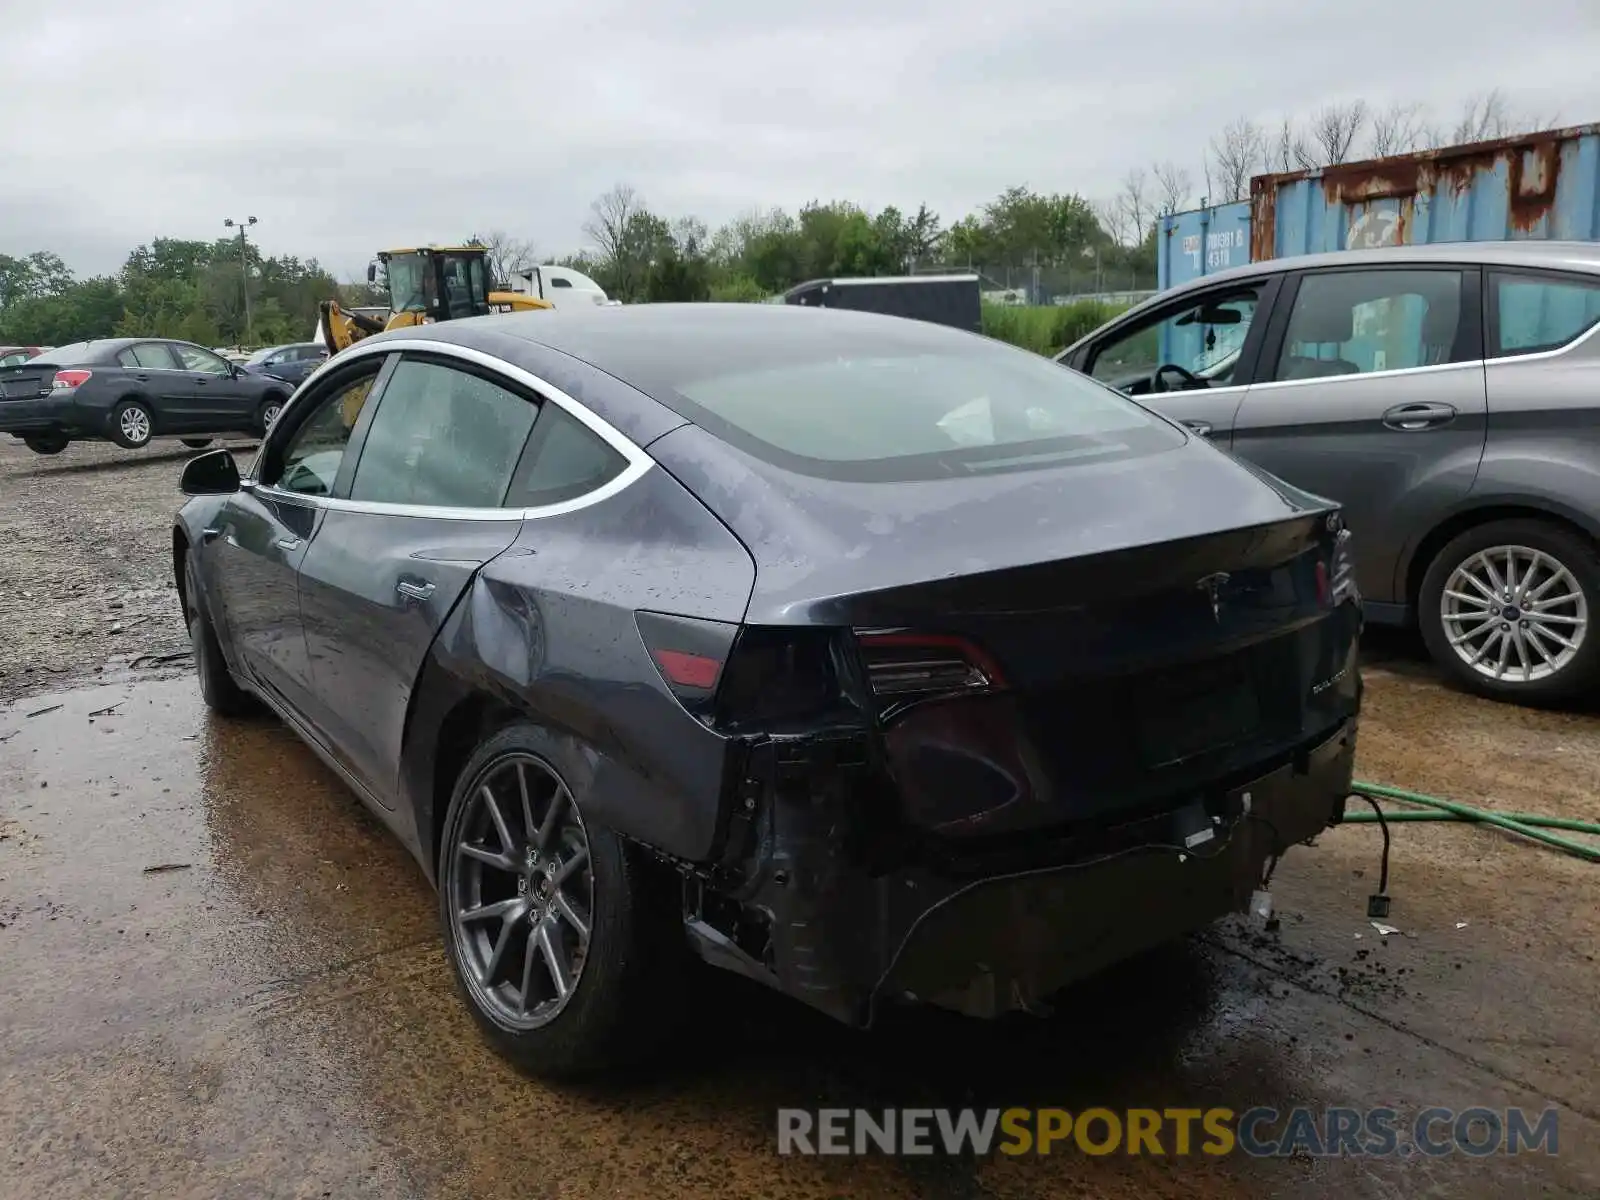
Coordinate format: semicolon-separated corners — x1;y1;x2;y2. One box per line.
708;717;1356;1027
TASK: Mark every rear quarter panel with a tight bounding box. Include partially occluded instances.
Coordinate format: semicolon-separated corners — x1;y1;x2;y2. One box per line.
401;462;757;872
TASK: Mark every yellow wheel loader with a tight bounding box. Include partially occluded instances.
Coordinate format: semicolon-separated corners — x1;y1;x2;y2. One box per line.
318;246;552;356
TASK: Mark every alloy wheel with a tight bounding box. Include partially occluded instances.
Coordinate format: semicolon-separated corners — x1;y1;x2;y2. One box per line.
120;406;151;444
261;402;282;430
1439;544;1588;684
448;753;594;1030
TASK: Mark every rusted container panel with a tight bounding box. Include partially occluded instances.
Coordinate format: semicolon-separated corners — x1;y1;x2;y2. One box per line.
1251;122;1600;262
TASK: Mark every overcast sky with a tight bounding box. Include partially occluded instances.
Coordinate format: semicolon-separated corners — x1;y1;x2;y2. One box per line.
4;0;1597;280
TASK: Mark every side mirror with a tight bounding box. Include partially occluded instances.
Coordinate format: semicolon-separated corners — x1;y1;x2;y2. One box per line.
180;448;241;496
367;262;378;284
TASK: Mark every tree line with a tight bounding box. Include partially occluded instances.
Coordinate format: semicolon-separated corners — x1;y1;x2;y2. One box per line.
0;87;1568;349
0;239;382;349
0;182;1158;348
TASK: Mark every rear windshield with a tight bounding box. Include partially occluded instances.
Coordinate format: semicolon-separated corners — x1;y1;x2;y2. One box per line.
35;341;95;365
668;340;1182;481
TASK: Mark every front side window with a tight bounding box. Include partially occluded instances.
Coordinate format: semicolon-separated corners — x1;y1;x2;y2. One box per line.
174;344;233;375
1088;286;1262;393
387;253;429;313
1273;269;1466;381
273;372;381;496
348;359;537;508
1493;271;1600;356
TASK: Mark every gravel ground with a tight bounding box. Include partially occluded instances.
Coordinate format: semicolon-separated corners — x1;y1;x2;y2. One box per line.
0;434;261;699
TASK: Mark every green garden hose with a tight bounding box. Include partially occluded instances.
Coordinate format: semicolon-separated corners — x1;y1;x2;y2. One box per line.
1347;780;1600;862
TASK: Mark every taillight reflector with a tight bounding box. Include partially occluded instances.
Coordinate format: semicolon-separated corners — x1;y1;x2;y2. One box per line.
650;648;722;690
52;369;92;389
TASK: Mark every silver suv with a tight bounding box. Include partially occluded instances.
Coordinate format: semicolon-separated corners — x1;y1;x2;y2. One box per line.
1058;241;1600;704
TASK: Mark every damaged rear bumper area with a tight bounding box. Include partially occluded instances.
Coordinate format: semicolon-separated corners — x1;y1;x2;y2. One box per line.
687;718;1357;1027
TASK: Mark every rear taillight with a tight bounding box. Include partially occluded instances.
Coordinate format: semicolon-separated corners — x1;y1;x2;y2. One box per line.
635;611;737;718
855;631;1007;699
715;627;842;728
52;369;91;389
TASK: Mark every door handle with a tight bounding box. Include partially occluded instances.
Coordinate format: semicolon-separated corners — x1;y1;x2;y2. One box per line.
1180;419;1213;436
1382;402;1457;431
275;535;302;551
396;579;436;601
135;374;150;382
202;526;222;544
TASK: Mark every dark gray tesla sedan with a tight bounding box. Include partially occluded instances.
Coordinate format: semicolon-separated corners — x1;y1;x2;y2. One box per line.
173;304;1363;1077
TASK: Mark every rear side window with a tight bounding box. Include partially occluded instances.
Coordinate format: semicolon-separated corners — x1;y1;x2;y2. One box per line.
505;403;628;507
349;358;537;508
120;343;178;370
667;342;1180;482
1272;269;1466;380
1493;271;1600;356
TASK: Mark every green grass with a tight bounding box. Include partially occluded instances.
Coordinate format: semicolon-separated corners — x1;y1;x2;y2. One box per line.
981;300;1127;356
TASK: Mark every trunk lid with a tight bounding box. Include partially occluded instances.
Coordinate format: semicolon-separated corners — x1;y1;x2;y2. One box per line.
652;426;1358;841
0;363;54;401
856;520;1360;838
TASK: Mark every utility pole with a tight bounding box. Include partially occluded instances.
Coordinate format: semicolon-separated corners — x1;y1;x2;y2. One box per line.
223;216;258;346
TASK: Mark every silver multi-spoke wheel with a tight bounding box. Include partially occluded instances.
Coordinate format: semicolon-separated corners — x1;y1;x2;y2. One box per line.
1440;544;1588;684
261;401;282;430
120;405;151;444
448;754;593;1030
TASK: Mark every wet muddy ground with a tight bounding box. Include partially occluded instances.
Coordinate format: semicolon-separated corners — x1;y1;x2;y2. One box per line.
0;436;260;703
2;440;1598;1198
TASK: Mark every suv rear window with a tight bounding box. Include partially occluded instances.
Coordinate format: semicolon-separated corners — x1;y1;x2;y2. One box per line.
669;341;1181;481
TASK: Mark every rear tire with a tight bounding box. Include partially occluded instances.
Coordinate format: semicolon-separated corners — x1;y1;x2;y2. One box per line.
109;399;154;449
1418;518;1600;704
23;436;67;455
437;722;689;1079
183;555;256;717
181;438;212;449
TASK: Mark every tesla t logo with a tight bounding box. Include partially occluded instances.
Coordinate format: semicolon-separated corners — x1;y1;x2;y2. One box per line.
1196;572;1231;622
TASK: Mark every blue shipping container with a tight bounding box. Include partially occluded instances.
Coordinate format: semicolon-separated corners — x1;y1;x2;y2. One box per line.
1156;201;1252;290
1157;122;1600;293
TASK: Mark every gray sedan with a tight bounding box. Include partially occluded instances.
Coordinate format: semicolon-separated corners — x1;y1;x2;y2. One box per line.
0;336;293;455
173;304;1361;1077
1059;240;1600;704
